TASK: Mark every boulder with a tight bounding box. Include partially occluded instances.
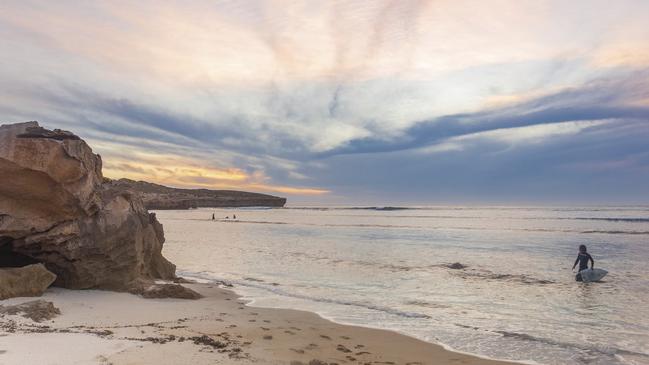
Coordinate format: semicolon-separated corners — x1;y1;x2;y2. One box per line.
0;122;177;295
0;264;57;300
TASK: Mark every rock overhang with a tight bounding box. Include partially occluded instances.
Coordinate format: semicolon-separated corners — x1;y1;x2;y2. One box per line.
0;122;184;297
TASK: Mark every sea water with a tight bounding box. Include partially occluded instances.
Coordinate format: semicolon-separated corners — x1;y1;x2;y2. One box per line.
157;206;649;365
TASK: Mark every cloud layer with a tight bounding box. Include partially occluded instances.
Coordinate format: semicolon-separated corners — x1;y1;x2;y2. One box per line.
1;0;648;203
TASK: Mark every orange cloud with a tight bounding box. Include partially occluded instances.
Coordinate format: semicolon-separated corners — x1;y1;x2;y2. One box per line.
590;43;649;68
102;154;329;196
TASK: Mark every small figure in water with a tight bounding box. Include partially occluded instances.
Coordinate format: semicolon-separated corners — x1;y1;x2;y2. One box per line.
572;244;594;282
211;213;215;220
233;214;237;220
225;216;229;219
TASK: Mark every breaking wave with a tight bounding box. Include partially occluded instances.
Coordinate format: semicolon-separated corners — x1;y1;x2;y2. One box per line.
201;219;649;235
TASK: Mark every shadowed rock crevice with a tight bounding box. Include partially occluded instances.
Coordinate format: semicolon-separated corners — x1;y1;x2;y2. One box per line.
0;238;40;267
0;122;191;298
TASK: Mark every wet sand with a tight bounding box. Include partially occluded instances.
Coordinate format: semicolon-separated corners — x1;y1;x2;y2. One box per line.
0;283;522;365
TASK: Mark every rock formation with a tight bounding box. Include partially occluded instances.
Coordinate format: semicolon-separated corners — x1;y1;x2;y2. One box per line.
0;122;178;295
109;178;286;210
0;264;57;300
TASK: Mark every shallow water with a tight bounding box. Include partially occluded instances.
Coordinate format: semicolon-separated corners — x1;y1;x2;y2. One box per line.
158;206;649;365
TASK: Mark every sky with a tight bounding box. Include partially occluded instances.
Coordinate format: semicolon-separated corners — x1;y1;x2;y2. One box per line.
1;0;648;205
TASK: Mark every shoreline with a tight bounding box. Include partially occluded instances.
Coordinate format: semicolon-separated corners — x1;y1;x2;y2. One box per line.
205;277;534;365
0;282;524;365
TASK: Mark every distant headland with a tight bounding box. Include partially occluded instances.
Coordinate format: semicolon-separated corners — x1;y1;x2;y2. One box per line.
107;178;287;210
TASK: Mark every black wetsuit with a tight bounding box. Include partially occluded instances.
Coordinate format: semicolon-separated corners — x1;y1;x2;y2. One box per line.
574;252;594;281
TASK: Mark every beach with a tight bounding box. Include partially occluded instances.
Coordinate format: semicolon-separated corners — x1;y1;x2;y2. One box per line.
2;204;649;365
1;124;647;364
159;207;649;365
1;1;648;364
0;283;518;365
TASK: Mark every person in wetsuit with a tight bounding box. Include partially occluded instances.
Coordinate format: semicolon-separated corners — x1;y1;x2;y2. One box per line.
572;244;594;281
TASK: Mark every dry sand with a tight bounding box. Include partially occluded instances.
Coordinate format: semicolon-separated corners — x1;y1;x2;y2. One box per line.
0;283;521;365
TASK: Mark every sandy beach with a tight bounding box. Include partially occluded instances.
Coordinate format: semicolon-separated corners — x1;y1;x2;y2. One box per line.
0;282;520;365
1;1;648;363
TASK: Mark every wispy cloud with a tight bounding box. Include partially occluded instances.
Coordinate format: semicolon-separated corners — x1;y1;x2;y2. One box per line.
1;0;648;202
322;73;649;156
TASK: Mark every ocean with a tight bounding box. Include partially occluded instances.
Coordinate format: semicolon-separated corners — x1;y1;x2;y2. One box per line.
157;206;649;365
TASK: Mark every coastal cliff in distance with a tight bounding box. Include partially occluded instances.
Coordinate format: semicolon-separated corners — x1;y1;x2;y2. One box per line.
108;179;287;210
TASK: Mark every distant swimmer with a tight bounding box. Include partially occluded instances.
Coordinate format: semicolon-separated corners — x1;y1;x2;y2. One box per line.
233;214;237;219
211;213;215;220
225;216;229;219
572;244;594;282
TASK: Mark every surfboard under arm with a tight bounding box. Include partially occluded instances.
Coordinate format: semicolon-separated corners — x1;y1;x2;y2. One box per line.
578;268;608;282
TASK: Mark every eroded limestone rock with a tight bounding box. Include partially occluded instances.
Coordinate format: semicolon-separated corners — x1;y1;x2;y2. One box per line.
0;122;179;296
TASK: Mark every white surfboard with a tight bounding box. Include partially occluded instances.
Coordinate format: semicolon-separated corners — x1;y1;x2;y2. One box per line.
578;268;608;282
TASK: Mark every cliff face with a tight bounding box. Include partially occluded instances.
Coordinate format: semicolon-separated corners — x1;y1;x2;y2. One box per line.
0;122;176;292
109;179;287;210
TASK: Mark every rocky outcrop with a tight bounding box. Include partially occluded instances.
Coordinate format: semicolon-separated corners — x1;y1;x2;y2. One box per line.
109;178;286;210
0;264;57;300
0;122;179;295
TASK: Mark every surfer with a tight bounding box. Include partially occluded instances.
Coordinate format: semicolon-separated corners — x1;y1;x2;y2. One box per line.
572;244;594;282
